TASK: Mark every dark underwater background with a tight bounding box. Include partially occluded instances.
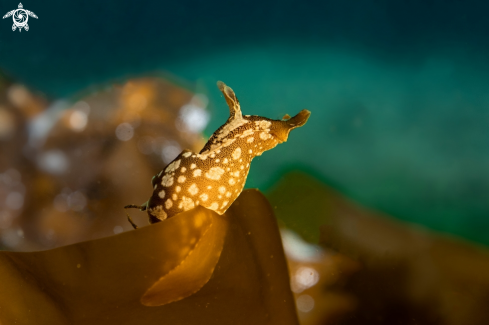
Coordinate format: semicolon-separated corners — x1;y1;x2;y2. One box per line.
1;0;488;246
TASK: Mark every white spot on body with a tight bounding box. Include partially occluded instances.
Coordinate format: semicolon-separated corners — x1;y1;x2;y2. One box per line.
260;132;271;140
193;169;202;177
190;163;196;169
172;194;177;200
248;149;252;154
181;167;187;173
232;148;241;160
226;192;231;198
205;167;225;180
229;178;236;185
188;183;199;195
178;176;186;183
149;206;167;220
247;137;254;143
200;193;208;202
176;186;181;193
165;199;173;209
256;120;272;129
221;201;229;209
161;175;174;187
215;117;249;142
158;190;165;199
182;196;195;211
209;202;219;210
183;152;192;158
218;186;226;194
165;159;181;173
240;129;254;138
223;158;228;164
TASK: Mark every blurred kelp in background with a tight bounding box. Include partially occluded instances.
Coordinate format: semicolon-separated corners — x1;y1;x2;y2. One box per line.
271;171;489;325
0;75;208;250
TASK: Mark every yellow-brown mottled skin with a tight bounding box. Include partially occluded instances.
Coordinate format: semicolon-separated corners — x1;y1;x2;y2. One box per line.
126;81;310;227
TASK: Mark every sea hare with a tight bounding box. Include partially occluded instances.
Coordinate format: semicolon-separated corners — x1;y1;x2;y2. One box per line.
0;82;309;324
126;81;310;227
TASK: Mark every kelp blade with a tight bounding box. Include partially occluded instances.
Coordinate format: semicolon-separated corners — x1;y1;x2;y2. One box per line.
0;189;298;325
141;210;226;306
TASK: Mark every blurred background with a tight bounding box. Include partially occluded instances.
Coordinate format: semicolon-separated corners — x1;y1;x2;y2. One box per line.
1;0;489;324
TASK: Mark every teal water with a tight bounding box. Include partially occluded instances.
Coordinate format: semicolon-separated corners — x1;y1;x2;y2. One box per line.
165;43;489;245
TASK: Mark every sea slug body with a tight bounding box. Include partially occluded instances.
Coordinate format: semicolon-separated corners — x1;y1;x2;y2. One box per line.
126;81;310;227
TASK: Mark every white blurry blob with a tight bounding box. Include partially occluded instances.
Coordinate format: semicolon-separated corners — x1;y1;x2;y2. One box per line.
37;150;69;174
69;101;90;132
0;107;15;140
291;266;320;293
178;95;210;133
1;228;23;247
7;85;29;108
69;110;88;132
0;211;14;229
42;228;56;246
0;168;22;186
296;294;315;313
53;189;87;212
0;169;25;222
115;122;134;141
161;141;181;163
28;100;67;148
281;229;324;262
73;101;90;113
4;169;21;183
68;191;87;212
53;192;70;212
5;192;24;210
152;137;166;154
113;225;123;234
